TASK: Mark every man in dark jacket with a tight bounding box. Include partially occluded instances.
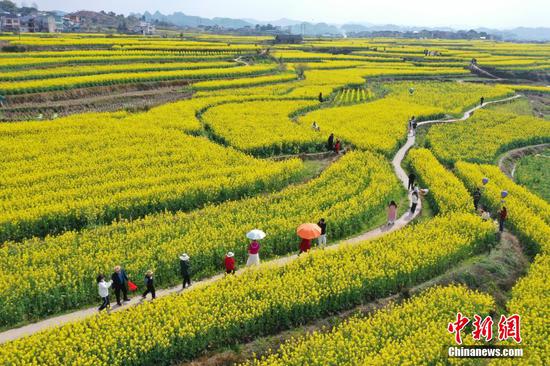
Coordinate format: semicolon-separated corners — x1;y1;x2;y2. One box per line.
327;133;334;151
180;253;191;289
473;188;482;210
111;265;130;306
408;173;416;191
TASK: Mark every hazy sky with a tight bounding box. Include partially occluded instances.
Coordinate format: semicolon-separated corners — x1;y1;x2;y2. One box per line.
30;0;550;29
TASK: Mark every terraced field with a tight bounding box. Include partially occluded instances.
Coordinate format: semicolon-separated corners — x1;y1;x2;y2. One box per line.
0;33;548;366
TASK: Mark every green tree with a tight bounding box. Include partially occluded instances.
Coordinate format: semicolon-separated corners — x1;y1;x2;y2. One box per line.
0;0;18;13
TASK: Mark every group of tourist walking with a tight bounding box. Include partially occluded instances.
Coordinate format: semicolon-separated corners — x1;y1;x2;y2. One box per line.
471;187;507;232
96;219;329;312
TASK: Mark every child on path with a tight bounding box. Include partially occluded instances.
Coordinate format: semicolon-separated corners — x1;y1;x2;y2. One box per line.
225;252;236;274
180;254;192;289
142;270;156;299
97;274;112;312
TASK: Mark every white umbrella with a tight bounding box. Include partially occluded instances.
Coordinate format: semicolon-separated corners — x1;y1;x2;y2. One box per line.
246;229;266;240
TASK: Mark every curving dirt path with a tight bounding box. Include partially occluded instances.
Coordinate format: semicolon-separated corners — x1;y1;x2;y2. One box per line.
0;93;520;345
497;143;550;178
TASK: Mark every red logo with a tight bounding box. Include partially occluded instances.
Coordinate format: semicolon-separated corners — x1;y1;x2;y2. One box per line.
448;312;470;344
498;314;522;343
448;313;522;344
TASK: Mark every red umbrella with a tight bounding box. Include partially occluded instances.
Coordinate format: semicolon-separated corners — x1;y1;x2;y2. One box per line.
296;223;322;240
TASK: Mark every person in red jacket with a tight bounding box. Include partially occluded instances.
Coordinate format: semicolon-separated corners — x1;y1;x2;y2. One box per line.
225;251;236;274
498;206;507;232
334;139;341;154
299;238;311;254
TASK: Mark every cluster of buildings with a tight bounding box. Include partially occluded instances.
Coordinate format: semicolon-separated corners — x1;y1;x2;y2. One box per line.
0;11;155;34
0;12;81;33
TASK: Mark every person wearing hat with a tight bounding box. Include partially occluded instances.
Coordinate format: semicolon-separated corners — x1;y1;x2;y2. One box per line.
225;252;236;274
111;265;130;306
142;270;155;300
180;253;191;289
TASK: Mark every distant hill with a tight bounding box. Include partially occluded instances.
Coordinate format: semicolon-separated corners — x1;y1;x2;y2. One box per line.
476;27;550;41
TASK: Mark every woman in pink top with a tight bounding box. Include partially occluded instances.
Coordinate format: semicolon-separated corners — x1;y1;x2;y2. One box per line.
387;200;398;225
246;240;260;266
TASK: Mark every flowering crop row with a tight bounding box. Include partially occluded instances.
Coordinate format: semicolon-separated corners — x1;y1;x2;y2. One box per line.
0;151;401;326
426;109;550;164
0;214;495;365
332;87;373;106
0;61;238;81
248;286;494;366
301;98;442;154
384;81;513;115
456;161;549;365
0;54;231;70
0;65;277;95
408;148;472;214
0;49;240;59
201;99;322;156
191;73;297;90
492;254;549;366
455;162;550;253
0;113;305;243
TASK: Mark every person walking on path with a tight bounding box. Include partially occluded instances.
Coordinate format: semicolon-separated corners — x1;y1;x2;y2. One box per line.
111;265;130;306
334;139;341;154
408;116;415;135
387;201;398;225
180;253;192;289
410;191;419;214
142;270;156;300
498;206;507;232
408;173;416;191
225;251;236;274
327;133;334;151
480;206;491;221
317;218;327;247
473;188;482;210
412;120;418;136
299;238;311;254
480;96;485;106
97;274;112;312
247;240;261;266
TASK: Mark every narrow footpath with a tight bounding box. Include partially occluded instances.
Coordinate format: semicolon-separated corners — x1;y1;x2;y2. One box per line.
0;93;520;345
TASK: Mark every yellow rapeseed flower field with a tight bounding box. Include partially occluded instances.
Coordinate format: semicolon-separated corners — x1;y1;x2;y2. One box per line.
0;151;401;326
427;109;550;164
0;214;494;365
248;286;494;366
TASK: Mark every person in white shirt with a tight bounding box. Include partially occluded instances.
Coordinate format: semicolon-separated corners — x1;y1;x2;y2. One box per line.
410;191;419;214
97;274;112;312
